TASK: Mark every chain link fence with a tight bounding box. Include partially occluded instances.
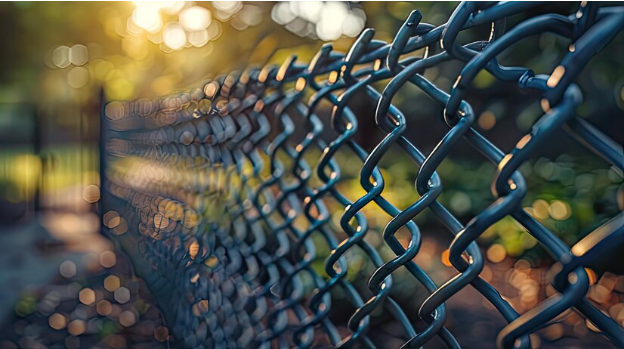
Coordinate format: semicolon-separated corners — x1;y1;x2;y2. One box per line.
101;2;624;348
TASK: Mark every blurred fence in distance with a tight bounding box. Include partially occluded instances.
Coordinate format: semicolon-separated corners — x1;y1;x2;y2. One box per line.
101;2;624;348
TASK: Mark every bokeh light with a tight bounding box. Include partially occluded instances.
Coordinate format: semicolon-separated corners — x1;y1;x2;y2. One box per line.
69;44;89;66
271;1;365;40
78;288;96;305
132;3;163;33
99;250;117;268
162;22;186;50
179;6;211;31
104;275;121;292
48;313;66;331
59;260;77;279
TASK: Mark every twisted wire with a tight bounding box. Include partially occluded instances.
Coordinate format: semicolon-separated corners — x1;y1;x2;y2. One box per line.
102;2;624;348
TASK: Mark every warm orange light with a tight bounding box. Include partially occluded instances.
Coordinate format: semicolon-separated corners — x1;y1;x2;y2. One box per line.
119;310;136;327
104;275;121;292
67;319;86;336
79;288;96;305
99;250;117;268
49;313;67;330
478;111;496;130
82;184;100;203
96;300;112;316
487;244;506;263
189;241;200;259
441;249;452;267
547;66;565;88
585;268;597;285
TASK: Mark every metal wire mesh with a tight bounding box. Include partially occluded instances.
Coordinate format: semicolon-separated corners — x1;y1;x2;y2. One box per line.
101;2;624;348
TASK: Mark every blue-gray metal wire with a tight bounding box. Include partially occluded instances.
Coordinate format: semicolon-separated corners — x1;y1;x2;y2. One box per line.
101;2;624;348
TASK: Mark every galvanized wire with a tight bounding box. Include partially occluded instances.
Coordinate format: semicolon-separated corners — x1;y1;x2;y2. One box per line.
101;2;624;348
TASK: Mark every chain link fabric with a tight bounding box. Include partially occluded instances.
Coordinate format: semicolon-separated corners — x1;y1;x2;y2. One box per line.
101;2;624;348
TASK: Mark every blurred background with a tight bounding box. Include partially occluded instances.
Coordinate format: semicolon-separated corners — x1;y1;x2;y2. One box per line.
0;1;623;348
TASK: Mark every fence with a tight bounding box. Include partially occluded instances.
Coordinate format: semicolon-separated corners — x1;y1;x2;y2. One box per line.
101;2;624;348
